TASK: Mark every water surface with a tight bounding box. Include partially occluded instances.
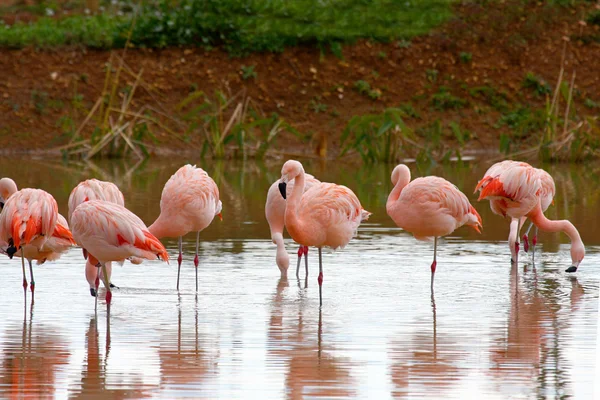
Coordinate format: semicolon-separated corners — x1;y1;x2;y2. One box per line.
0;158;598;399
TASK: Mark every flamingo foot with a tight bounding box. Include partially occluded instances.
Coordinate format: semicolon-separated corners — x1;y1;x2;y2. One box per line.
30;282;35;293
318;271;323;286
522;234;529;252
532;235;538;247
177;253;183;265
106;290;113;304
22;278;27;290
430;260;437;274
194;254;199;268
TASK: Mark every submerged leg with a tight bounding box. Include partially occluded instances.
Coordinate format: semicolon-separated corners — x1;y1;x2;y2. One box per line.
194;231;200;292
176;236;183;291
28;259;35;293
304;246;309;278
431;237;437;290
296;246;302;278
21;251;27;291
102;262;112;304
514;219;522;266
532;226;539;258
94;264;101;311
318;247;323;307
522;221;534;252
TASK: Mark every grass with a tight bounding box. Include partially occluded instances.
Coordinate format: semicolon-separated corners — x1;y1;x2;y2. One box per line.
0;0;456;52
431;87;467;110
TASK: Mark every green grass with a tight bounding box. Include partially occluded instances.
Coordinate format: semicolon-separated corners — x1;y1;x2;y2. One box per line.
0;0;455;52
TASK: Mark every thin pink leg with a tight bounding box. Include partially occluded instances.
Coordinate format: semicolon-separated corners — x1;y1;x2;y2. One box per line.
304;246;309;277
431;237;437;290
296;246;303;278
318;247;323;307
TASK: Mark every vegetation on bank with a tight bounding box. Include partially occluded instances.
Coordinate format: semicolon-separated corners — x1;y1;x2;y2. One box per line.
0;0;454;53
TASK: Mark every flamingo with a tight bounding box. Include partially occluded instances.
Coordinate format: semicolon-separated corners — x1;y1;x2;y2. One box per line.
148;165;222;291
475;162;584;272
68;179;130;297
71;200;169;304
477;161;555;264
0;188;64;293
386;164;482;289
278;160;370;306
265;173;320;278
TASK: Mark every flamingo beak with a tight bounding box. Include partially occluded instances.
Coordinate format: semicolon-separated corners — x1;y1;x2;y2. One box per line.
218;212;223;221
279;182;287;199
83;248;88;260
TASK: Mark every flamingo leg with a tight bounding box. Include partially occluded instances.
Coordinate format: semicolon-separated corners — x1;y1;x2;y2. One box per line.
532;226;539;257
318;247;323;307
514;219;522;266
21;250;27;291
176;236;183;291
522;221;534;253
431;237;437;290
296;246;302;278
102;262;112;304
27;259;35;293
194;231;200;292
304;246;309;278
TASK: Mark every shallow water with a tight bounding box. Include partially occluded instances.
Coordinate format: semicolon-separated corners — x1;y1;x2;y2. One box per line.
0;158;598;399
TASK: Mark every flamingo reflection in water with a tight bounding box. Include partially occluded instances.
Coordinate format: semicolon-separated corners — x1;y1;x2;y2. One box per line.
0;303;69;399
388;293;463;398
267;277;355;399
488;263;585;396
157;295;217;389
70;313;155;399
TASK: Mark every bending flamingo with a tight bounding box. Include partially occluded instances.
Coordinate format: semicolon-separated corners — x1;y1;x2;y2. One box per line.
476;162;584;272
0;188;62;292
68;178;128;297
386;164;482;289
71;200;169;304
149;165;222;291
278;160;370;306
265;173;320;278
477;161;555;263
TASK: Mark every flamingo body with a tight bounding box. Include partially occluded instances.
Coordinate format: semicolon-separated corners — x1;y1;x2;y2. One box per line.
386;164;482;288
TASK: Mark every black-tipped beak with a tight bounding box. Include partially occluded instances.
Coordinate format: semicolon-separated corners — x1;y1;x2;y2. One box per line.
278;182;287;199
565;266;578;273
90;288;97;297
6;245;16;259
0;201;4;210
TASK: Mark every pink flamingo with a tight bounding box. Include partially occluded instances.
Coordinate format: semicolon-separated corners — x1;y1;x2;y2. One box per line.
476;162;584;272
278;160;370;306
149;165;222;291
477;161;555;263
0;188;65;293
265;173;320;278
386;164;482;289
71;200;169;304
68;179;129;297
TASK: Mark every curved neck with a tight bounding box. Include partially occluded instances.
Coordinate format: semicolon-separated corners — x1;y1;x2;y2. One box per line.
386;174;410;212
285;171;307;238
148;216;169;239
528;204;581;243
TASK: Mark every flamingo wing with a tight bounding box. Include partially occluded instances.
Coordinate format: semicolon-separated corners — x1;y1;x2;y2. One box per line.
68;179;125;222
72;200;169;263
0;189;58;249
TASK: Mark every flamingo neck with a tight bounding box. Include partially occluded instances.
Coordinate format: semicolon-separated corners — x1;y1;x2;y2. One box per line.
528;205;581;242
386;172;410;212
272;232;289;275
148;216;170;239
284;171;308;243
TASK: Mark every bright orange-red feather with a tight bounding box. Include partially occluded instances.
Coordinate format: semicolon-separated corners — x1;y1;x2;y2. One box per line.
478;177;509;201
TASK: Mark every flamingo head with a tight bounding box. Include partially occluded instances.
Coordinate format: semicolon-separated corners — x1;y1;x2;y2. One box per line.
566;241;585;273
391;164;411;188
279;160;304;200
0;177;17;210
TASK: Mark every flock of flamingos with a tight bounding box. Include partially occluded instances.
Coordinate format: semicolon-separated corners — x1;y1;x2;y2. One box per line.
0;159;584;307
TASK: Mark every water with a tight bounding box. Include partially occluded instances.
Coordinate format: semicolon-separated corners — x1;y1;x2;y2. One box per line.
0;158;598;399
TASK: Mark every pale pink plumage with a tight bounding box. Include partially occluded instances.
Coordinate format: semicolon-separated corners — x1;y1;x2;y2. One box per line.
265;173;320;276
68;178;129;295
476;162;584;271
280;160;370;305
148;164;222;291
0;187;65;292
14;214;76;264
71;200;169;303
386;164;482;287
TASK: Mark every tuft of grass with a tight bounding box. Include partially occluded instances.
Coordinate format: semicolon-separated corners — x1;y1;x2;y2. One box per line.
586;10;600;26
469;85;510;113
353;80;382;100
309;99;327;113
431;87;467;110
523;72;552;96
425;69;439;83
459;52;472;63
240;65;257;80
